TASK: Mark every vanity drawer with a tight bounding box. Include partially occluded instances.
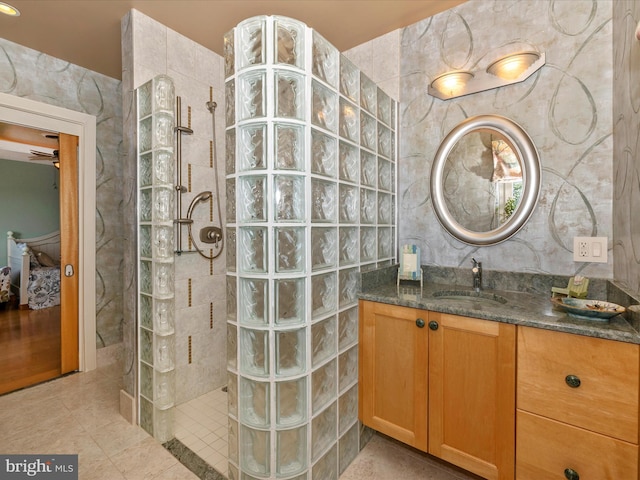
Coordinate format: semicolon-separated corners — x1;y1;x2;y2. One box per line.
516;410;638;479
517;326;639;443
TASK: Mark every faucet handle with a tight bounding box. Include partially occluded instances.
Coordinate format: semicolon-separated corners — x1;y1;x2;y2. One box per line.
471;258;482;275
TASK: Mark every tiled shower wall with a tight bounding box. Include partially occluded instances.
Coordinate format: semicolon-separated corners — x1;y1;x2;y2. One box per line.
342;29;401;102
121;9;227;405
225;16;397;479
0;37;123;349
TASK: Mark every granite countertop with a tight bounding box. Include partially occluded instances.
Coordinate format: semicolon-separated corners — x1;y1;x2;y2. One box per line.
358;267;640;345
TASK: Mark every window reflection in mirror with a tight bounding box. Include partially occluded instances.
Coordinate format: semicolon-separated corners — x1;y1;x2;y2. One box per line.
431;114;541;246
442;130;523;232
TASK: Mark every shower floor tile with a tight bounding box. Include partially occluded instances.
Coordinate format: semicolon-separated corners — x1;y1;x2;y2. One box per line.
175;387;229;477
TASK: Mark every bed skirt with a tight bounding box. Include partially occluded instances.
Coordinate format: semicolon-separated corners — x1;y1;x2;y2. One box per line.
27;266;61;310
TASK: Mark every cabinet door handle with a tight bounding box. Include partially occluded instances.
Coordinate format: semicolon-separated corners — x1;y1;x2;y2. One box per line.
428;320;439;330
565;375;581;388
416;319;425;328
564;468;579;480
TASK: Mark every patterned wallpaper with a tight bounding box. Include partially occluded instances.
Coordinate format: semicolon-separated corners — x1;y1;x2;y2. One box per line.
0;38;124;348
613;0;640;296
399;0;614;278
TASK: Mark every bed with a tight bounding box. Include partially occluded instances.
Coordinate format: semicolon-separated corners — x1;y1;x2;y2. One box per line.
7;230;61;310
0;266;10;304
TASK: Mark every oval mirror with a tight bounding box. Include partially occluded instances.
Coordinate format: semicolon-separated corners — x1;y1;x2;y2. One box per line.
430;115;541;246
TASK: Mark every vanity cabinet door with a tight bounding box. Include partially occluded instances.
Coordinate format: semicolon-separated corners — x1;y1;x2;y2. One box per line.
428;312;516;480
359;300;428;451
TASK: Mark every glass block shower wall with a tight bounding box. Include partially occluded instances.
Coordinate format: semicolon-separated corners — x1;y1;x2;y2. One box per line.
225;16;397;480
137;75;177;443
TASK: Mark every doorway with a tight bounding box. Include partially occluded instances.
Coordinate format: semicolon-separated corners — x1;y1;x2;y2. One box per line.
0;128;79;394
0;93;97;374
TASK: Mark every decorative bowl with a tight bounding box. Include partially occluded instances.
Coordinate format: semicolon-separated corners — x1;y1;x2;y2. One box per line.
551;297;626;321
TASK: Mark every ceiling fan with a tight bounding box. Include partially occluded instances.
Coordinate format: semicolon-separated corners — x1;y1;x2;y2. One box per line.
28;134;59;166
29;148;58;159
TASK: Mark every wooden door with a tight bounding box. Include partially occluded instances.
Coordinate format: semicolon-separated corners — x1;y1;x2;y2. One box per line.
428;312;516;480
359;300;428;451
58;133;79;373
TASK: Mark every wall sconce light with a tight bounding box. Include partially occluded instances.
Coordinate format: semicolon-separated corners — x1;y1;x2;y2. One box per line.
486;52;540;80
428;51;545;101
430;71;474;98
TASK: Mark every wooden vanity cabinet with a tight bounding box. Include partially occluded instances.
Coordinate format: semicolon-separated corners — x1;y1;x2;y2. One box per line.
359;300;429;451
428;311;516;480
516;326;640;479
359;301;516;480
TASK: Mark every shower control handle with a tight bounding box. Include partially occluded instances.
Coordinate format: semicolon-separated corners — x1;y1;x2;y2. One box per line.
200;226;223;245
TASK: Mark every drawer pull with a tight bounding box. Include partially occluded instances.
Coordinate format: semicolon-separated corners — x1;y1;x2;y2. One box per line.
565;375;581;388
564;468;579;480
428;320;439;331
416;318;425;328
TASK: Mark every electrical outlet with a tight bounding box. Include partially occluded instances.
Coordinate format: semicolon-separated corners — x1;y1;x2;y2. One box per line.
578;240;589;257
573;237;608;263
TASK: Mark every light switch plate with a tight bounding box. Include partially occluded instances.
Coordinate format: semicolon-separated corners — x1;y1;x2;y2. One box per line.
573;237;608;263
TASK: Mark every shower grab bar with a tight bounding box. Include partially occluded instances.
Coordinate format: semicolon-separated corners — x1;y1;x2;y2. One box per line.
174;96;193;254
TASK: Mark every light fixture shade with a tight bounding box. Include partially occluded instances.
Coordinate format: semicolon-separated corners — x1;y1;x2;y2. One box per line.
430;71;474;97
486;52;540;81
0;2;19;16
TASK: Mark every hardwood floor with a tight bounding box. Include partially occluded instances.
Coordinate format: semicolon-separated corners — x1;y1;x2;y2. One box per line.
0;302;61;395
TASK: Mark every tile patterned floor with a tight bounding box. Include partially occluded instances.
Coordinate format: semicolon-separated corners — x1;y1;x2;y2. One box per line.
174;388;229;476
0;361;199;480
341;434;482;480
0;359;481;480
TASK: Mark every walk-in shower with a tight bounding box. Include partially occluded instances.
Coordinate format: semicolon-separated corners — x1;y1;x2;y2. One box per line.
136;74;229;453
133;12;397;480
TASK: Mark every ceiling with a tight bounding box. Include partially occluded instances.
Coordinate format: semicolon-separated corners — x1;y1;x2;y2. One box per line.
0;0;466;80
0;0;467;161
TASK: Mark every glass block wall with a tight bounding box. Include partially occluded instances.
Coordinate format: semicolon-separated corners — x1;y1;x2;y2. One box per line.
137;75;177;442
225;16;397;479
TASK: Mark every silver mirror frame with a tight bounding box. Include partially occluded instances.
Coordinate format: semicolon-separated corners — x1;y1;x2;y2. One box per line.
430;115;541;246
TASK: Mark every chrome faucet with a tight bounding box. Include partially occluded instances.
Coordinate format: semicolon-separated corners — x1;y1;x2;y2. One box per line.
472;258;482;292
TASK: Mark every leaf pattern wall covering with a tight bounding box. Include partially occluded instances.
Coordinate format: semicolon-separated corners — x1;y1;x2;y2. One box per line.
399;0;614;278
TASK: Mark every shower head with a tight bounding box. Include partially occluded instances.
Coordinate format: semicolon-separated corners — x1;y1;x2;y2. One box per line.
186;191;212;220
195;191;212;202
